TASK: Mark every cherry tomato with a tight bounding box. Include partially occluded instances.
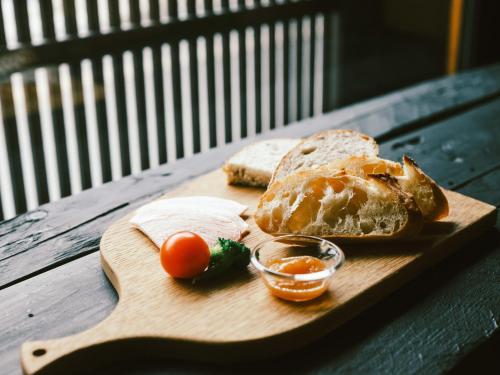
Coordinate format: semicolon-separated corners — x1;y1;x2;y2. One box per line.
160;231;210;278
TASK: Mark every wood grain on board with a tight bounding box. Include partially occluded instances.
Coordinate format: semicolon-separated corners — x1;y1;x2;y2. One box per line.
20;169;496;374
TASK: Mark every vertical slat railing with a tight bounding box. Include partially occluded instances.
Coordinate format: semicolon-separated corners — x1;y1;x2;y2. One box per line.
0;1;27;216
186;0;201;153
253;1;262;134
0;0;332;221
129;0;150;170
203;0;218;148
108;0;131;177
282;4;290;126
296;16;303;120
0;85;26;214
237;0;247;138
308;14;316;118
220;0;232;142
86;0;112;183
12;0;50;206
62;0;92;189
268;0;276;129
38;0;56;40
39;0;72;198
149;0;167;164
168;0;185;158
323;11;340;112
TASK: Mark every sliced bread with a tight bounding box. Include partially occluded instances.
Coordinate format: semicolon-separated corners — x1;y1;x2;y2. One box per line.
324;155;449;221
223;138;300;187
397;156;449;221
270;129;378;184
254;169;423;241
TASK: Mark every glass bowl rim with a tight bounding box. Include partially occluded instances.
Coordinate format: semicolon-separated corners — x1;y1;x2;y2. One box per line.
250;234;345;282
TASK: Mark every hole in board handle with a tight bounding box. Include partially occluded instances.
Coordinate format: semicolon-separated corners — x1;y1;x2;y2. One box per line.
33;349;46;357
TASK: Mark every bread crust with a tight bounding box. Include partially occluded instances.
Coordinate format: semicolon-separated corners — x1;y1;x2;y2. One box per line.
400;155;449;220
321;155;449;221
223;138;300;187
254;169;423;242
270;129;379;185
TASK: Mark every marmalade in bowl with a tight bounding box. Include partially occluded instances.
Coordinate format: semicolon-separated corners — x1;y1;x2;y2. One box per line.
264;255;329;302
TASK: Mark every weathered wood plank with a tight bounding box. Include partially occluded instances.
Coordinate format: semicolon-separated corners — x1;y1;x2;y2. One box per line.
2;66;500;290
0;252;117;375
0;155;498;375
379;98;500;189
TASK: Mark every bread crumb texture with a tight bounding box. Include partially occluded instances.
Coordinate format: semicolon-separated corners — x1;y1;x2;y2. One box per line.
254;171;422;239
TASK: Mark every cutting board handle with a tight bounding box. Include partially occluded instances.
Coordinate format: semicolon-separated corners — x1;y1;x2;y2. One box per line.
20;306;127;375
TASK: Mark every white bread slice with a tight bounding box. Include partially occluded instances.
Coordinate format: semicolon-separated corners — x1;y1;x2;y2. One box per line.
325;155;449;221
254;169;423;241
223;138;300;187
270;129;378;184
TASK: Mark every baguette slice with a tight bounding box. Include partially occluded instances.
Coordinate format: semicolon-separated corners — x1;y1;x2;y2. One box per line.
325;155;449;221
224;138;300;187
397;156;449;221
270;129;378;184
255;170;423;241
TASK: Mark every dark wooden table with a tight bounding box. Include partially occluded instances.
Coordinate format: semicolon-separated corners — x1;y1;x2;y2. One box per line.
1;63;500;375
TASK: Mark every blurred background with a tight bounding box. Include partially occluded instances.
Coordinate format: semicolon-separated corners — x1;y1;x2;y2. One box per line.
0;0;499;221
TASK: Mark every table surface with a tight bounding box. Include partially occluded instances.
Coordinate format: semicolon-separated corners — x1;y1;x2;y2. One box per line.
1;63;500;375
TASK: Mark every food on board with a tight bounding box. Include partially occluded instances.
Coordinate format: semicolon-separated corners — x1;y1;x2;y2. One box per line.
159;232;250;281
160;231;211;278
325;155;449;221
254;170;423;240
193;238;251;282
270;129;379;184
263;255;330;302
223;138;300;187
224;128;449;240
130;196;248;248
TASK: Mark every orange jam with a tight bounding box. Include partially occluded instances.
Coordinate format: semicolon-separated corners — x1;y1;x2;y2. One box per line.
264;256;329;302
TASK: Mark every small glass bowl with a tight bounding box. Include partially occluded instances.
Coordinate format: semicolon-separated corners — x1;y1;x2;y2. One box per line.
251;235;345;302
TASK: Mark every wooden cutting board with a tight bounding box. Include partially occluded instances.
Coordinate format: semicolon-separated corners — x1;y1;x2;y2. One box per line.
21;169;497;374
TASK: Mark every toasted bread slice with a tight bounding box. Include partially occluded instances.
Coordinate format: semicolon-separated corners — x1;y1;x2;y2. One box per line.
254;169;423;241
223;138;300;187
270;129;378;184
325;155;449;221
398;156;449;221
